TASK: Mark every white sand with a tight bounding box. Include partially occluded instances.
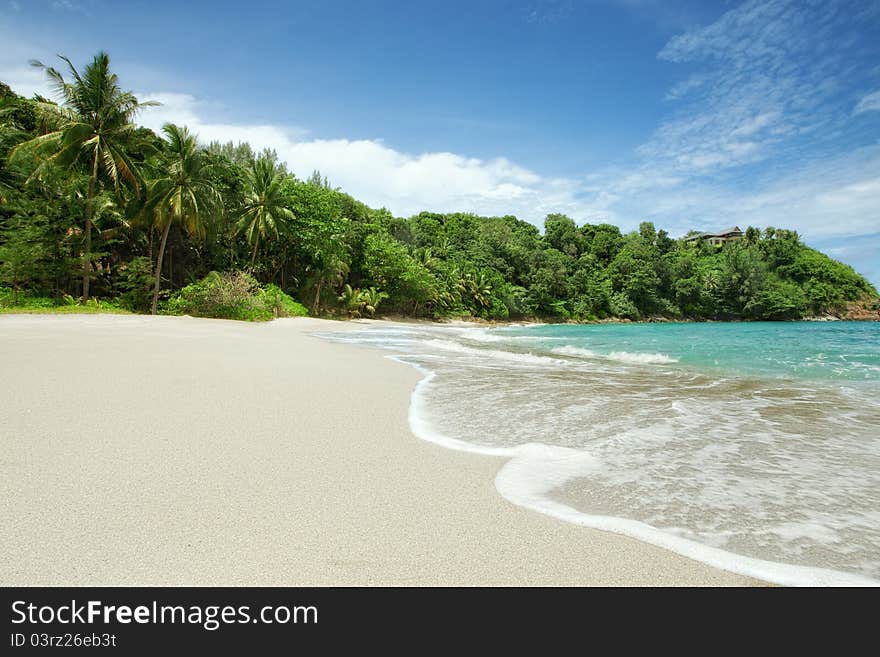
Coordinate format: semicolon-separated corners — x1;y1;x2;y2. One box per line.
0;314;761;585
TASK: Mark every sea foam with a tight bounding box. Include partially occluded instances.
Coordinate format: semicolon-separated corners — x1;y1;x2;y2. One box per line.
394;355;878;586
552;345;677;364
423;339;565;366
317;322;880;586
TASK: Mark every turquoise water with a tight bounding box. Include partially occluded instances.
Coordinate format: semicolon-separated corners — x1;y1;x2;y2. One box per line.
321;320;880;584
499;321;880;381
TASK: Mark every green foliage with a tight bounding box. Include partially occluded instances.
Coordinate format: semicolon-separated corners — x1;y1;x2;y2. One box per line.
362;231;438;314
0;286;128;314
117;256;154;312
0;219;52;293
0;286;53;308
1;52;876;325
164;271;307;321
237;155;294;267
755;277;807;320
10;52;156;300
609;291;640;320
259;283;309;318
337;284;388;317
717;242;768;317
609;234;661;314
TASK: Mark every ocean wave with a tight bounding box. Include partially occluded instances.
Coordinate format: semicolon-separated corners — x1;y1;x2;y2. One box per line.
607;350;677;364
552;345;598;358
492;447;876;586
319;322;880;584
456;329;504;343
393;354;877;586
423;339;565;366
552;345;677;364
456;329;565;344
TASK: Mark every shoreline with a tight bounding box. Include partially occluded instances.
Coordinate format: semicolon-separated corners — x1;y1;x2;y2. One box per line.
341;320;876;586
1;314;766;585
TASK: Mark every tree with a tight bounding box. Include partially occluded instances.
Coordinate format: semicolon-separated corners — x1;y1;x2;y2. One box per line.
609;235;661;315
337;284;387;317
0;96;31;201
12;52;156;300
0;214;52;298
2;53;877;322
717;242;768;317
237;155;294;268
309;255;349;314
544;213;583;256
141;124;220;314
583;223;623;264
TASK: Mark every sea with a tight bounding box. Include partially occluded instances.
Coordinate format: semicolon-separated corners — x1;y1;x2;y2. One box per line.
317;320;880;585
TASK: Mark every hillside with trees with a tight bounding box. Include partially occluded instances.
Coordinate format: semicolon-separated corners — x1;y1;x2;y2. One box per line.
1;54;877;322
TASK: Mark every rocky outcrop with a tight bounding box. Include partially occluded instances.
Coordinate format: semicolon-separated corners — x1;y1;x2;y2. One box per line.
839;300;880;320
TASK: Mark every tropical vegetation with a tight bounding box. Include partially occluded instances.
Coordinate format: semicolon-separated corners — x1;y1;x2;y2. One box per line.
1;53;877;322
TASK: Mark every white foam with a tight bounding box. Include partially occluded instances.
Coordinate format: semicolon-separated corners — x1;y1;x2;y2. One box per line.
494;454;877;586
456;328;504;343
553;345;677;365
423;339;564;366
607;350;678;364
389;354;879;587
552;345;598;358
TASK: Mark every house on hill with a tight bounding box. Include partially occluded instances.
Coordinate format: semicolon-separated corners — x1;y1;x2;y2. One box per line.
684;226;744;246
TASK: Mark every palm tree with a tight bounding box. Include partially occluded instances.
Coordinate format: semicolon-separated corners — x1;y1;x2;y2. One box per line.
310;255;349;314
0;99;28;202
360;287;388;317
12;52;156;300
414;247;439;271
237;156;294;269
337;285;387;318
703;270;721;293
338;284;363;317
142;124;220;314
462;271;493;309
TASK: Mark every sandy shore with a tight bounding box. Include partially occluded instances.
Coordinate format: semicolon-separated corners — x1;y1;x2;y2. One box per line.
0;314;761;585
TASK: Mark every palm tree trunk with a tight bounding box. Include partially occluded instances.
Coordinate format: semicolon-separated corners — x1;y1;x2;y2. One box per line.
313;279;323;314
82;153;99;301
151;221;172;315
250;240;259;270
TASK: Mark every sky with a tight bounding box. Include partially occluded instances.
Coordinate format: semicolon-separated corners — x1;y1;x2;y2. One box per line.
1;0;879;285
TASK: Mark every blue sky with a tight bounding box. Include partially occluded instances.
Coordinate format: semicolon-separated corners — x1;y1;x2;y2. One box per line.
2;0;879;285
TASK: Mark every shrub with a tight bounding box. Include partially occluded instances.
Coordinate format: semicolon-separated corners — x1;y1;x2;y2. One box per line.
258;284;309;318
164;271;308;321
337;284;388;318
609;291;640;319
0;287;127;314
0;287;56;309
117;256;154;312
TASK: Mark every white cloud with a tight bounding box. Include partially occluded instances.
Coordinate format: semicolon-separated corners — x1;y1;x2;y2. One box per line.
0;53;597;222
578;0;880;276
854;90;880;115
0;64;52;98
136;92;589;221
51;0;86;13
643;0;872;177
524;0;574;25
664;74;707;101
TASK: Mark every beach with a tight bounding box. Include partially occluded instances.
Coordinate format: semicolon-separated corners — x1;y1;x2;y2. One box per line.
0;314;761;586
